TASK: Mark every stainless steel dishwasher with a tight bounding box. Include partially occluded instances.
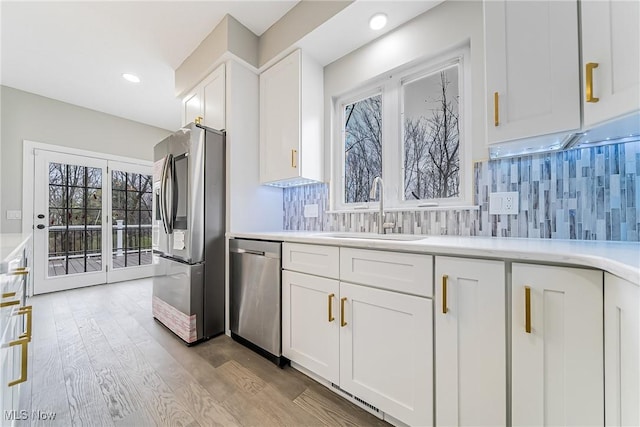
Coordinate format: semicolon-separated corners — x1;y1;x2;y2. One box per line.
229;239;286;366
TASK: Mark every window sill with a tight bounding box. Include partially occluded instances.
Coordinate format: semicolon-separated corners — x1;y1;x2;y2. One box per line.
326;205;479;214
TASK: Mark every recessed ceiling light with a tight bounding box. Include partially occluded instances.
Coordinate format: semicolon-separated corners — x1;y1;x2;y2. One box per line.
122;73;141;83
369;13;388;30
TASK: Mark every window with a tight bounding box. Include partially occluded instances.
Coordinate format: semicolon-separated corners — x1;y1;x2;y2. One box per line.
344;93;382;203
402;65;460;201
333;47;470;211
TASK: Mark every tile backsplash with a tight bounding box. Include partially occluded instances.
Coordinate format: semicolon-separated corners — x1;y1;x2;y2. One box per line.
283;140;640;241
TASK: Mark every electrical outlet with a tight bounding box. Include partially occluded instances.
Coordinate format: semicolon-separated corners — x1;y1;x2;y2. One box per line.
489;192;519;215
303;204;319;218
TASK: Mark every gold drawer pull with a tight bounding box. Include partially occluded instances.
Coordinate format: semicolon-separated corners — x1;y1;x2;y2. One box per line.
442;275;448;314
8;337;29;387
340;297;347;327
1;299;19;308
586;62;599;103
525;286;532;333
328;293;335;322
18;306;33;342
2;292;16;298
9;269;29;276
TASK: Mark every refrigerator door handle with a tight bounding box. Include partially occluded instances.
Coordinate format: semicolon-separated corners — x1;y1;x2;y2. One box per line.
160;154;174;234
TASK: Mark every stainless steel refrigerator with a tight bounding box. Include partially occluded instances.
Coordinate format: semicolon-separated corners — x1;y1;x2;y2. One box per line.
151;123;225;344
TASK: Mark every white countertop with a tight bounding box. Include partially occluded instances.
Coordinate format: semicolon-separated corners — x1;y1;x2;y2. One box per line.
228;231;640;286
0;233;32;274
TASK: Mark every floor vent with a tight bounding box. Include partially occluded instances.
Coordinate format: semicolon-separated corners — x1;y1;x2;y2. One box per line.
330;383;380;414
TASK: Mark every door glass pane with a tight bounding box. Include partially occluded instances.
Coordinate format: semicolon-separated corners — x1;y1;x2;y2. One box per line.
111;170;153;269
47;162;103;277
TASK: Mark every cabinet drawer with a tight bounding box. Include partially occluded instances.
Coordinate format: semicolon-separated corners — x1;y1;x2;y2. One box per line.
283;243;339;279
340;248;432;297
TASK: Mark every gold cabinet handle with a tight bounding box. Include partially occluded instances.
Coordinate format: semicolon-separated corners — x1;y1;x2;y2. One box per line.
1;291;19;308
586;62;599;103
525;286;532;333
1;299;19;308
340;297;347;327
291;149;298;169
18;306;33;342
8;337;29;387
494;92;499;126
442;275;448;314
9;268;29;276
195;116;203;125
328;293;335;322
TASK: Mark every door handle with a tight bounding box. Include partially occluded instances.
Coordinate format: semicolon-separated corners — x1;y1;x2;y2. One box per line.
18;306;33;342
37;214;45;219
7;337;28;387
442;275;448;314
525;286;532;333
328;293;335;322
586;62;599;103
494;92;500;126
340;297;347;327
36;224;45;230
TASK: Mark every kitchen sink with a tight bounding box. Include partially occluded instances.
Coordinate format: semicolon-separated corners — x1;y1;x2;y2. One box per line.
316;232;427;241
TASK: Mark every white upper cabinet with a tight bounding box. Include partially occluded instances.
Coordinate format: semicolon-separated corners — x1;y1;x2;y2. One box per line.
484;0;581;144
260;49;323;186
581;0;640;129
182;64;225;130
512;263;603;427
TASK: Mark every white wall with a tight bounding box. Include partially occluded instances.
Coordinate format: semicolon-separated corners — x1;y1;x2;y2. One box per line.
323;0;485;180
0;85;171;233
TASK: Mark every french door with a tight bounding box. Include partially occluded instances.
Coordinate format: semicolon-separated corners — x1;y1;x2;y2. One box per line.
32;150;153;294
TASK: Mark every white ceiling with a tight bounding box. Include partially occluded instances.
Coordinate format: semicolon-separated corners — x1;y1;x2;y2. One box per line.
1;1;441;131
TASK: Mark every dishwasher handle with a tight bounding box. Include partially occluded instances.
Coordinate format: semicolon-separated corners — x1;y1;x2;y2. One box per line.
230;248;265;256
229;247;281;259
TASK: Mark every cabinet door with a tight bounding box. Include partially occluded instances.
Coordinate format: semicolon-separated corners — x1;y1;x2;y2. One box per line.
512;263;603;426
260;50;301;184
435;257;506;426
282;270;339;384
484;0;580;143
202;65;225;130
183;90;202;127
581;0;640;128
339;282;432;427
604;273;640;427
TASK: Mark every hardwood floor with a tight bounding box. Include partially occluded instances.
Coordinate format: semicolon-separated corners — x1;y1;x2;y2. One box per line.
14;279;389;427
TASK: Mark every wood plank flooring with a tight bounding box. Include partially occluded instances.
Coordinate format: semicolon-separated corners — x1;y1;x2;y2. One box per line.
13;279;389;427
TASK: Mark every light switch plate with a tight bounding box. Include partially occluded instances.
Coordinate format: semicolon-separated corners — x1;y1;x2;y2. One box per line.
6;210;22;220
489;192;519;215
303;204;319;218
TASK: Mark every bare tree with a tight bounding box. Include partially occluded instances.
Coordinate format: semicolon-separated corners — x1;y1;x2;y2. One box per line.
344;95;382;203
404;70;460;200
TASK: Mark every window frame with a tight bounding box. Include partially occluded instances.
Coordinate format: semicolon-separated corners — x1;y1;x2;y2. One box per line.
331;46;472;212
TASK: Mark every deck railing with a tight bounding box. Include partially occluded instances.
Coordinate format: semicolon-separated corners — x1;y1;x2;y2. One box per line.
48;223;152;261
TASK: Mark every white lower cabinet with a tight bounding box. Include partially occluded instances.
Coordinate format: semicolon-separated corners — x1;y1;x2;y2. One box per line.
339;281;432;426
282;270;339;384
512;263;603;426
604;273;640;427
434;257;506;427
282;243;433;427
